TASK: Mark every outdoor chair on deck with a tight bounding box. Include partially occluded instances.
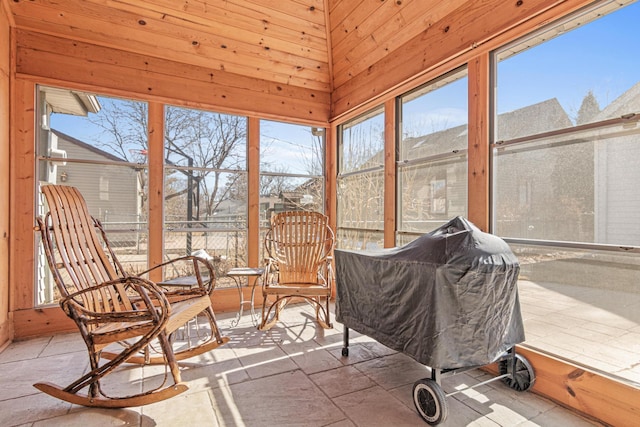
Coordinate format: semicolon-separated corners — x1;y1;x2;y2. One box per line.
34;185;229;408
259;211;335;330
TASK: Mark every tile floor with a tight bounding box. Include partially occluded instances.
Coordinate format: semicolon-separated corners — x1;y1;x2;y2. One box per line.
0;302;605;427
518;280;640;384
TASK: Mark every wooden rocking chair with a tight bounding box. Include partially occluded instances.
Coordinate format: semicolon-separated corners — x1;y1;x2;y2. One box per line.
259;211;335;330
34;185;229;408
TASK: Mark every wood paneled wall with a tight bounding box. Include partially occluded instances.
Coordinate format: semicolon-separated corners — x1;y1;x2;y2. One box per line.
15;29;330;126
9;0;331;94
0;0;11;349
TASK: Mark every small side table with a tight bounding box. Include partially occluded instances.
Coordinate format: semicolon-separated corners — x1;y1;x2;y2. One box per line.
157;275;209;288
156;275;210;341
227;267;265;327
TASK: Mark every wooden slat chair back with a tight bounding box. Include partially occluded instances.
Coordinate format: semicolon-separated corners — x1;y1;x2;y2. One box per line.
35;185;229;408
259;211;335;330
43;185;129;319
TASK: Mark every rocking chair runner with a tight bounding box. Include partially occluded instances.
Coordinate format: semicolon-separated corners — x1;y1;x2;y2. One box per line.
34;185;229;408
259;211;335;330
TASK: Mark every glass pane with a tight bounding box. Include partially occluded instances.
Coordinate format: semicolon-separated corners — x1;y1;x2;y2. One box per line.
260;176;324;219
165;169;247;229
336;229;384;251
163;230;246;285
259;119;325;226
163;106;248;266
398;69;468;237
512;242;640;383
398;156;467;233
45;88;149;164
494;121;640;245
38;87;150;306
337;170;384;231
400;68;468;160
496;1;640;141
36;162;150;306
260;120;324;175
492;2;640;387
339;107;385;174
164;106;246;170
337;106;386;245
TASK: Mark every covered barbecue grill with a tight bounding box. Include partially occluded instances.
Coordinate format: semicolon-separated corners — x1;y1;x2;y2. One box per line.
335;216;534;424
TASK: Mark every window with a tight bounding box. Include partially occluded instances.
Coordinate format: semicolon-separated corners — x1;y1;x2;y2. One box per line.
260;120;325;219
37;86;149;305
164;106;247;279
259;120;325;259
398;67;468;243
492;0;640;384
337;107;385;250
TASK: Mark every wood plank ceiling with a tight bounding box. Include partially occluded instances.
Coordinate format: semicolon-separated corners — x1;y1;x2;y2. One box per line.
8;0;463;120
8;0;579;122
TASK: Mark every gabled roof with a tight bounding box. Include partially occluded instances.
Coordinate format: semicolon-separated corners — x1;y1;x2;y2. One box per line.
401;98;572;158
52;129;125;162
593;81;640;121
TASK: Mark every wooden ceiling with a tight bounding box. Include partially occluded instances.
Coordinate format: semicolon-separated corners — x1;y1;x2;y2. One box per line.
7;0;587;122
7;1;466;110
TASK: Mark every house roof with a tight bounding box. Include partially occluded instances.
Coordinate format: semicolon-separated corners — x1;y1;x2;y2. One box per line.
52;129;126;162
593;81;640;121
400;98;573;158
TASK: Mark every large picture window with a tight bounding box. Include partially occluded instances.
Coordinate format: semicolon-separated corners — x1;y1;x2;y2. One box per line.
492;0;640;384
37;87;149;305
259;120;325;261
259;120;325;219
337;107;385;250
164;106;247;280
398;68;468;243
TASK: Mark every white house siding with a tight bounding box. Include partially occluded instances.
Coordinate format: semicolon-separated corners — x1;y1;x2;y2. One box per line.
593;81;640;247
595;135;640;246
53;131;142;240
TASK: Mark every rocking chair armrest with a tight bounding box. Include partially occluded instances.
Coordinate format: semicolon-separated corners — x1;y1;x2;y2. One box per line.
63;301;164;326
263;257;279;270
60;276;171;326
138;255;216;295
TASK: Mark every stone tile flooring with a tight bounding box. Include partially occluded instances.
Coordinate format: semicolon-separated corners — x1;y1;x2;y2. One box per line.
518;280;640;384
0;302;605;427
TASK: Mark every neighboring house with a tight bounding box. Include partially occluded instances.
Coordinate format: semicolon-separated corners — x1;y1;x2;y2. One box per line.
397;98;581;238
48;129;143;240
491;98;592;242
591;81;640;246
39;129;144;303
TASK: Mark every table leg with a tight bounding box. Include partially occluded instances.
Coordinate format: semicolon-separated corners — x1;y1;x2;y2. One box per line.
249;276;260;326
231;276;244;327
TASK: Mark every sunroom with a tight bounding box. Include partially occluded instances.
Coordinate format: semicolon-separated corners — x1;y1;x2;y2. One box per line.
0;0;638;425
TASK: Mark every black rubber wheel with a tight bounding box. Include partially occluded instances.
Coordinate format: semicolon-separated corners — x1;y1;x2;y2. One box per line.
413;378;448;425
341;347;349;357
499;353;536;392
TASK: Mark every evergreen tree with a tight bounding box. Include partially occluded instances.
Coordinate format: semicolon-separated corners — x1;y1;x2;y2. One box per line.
576;91;600;125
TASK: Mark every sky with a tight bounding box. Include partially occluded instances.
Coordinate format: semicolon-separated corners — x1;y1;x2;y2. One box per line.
401;0;640;134
50;0;640;166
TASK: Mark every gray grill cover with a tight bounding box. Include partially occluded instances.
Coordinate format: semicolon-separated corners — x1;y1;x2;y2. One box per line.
335;216;525;369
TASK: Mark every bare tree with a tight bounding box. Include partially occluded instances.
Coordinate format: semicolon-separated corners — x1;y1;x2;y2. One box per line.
337;119;385;249
89;99;147;159
90;99;246;223
164;107;245;219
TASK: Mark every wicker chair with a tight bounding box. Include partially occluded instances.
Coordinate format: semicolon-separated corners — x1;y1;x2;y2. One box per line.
259;211;335;330
34;185;229;407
